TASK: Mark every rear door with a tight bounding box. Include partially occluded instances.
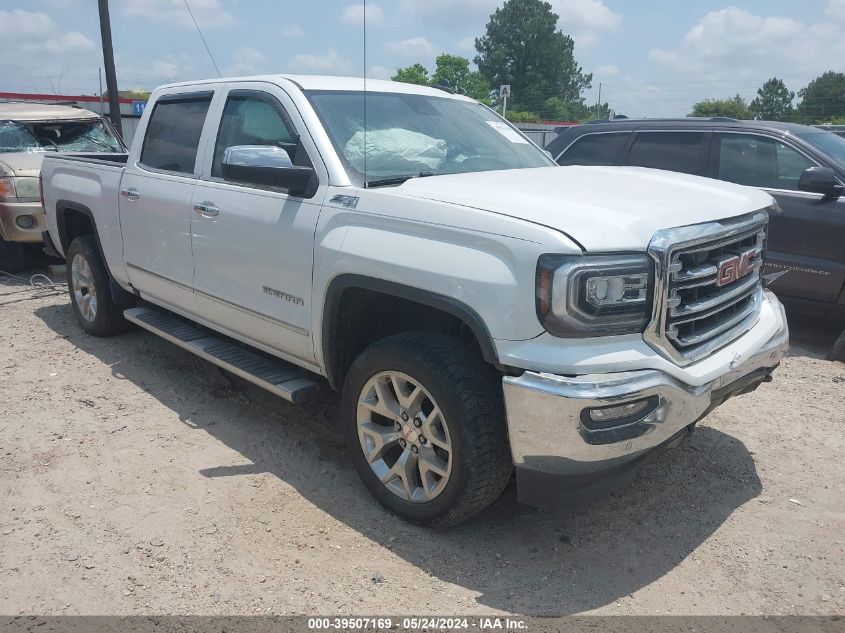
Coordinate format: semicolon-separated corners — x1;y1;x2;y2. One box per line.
189;82;326;365
553;131;631;166
119;88;219;315
713;131;845;303
624;130;711;176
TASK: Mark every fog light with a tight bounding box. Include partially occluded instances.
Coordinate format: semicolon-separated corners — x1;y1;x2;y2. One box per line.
15;215;35;229
589;400;650;422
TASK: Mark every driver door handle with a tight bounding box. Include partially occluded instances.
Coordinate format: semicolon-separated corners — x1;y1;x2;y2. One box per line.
193;201;219;217
120;188;140;200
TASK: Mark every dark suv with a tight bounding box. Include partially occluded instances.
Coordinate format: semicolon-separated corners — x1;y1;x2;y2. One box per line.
547;119;845;336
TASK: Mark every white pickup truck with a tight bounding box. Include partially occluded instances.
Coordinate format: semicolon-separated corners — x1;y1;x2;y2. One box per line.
41;75;789;526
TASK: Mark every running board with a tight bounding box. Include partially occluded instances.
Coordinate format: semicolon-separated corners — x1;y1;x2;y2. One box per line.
123;306;320;404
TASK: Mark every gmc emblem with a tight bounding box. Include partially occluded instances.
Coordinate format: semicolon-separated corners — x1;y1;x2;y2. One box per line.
716;249;756;287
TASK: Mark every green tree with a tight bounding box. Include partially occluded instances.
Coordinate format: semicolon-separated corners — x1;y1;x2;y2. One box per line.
431;53;490;101
474;0;591;112
392;63;430;86
689;95;751;119
797;71;845;124
750;78;794;120
540;96;588;121
504;111;540;123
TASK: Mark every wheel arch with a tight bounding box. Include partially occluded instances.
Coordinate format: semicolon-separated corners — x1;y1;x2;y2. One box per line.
321;274;499;390
55;200;133;304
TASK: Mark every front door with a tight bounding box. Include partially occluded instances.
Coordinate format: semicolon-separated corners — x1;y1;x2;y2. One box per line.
120;90;216;315
714;132;845;303
190;85;324;364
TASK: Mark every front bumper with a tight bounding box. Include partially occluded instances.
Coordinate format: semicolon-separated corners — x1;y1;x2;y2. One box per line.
502;297;789;507
0;200;45;242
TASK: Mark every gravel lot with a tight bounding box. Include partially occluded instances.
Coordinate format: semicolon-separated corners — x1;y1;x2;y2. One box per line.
1;268;843;617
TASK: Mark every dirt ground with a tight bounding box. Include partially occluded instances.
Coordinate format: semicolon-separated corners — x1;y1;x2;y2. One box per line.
1;267;843;617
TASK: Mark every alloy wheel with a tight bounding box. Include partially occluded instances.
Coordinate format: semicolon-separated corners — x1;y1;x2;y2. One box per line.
356;371;453;502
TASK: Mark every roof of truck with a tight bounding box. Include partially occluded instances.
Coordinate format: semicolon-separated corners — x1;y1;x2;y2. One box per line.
0;102;101;121
157;74;477;101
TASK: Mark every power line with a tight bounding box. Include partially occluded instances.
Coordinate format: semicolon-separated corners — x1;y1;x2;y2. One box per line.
182;0;221;78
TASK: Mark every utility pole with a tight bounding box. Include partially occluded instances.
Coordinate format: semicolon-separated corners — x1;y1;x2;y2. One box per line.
97;0;123;137
98;68;104;115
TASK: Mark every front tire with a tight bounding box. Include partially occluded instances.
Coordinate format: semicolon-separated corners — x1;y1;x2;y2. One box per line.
342;331;512;527
66;235;130;336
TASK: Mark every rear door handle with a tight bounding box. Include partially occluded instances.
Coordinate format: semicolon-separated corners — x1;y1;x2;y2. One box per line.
193;202;219;217
120;188;140;200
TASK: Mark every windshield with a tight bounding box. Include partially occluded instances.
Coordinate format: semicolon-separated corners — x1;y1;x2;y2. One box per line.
306;90;553;186
0;119;123;154
797;131;845;171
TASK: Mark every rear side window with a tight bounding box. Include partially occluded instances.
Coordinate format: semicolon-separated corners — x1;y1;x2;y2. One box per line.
718;134;816;191
556;132;629;166
140;93;212;174
627;131;706;175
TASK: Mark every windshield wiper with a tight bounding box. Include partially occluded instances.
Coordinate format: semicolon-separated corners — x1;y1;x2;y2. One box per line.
365;171;434;188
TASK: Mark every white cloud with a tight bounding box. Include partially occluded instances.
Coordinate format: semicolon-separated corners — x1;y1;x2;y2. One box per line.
0;9;98;93
287;49;353;75
397;0;619;47
397;0;493;31
456;36;476;52
43;31;95;54
594;64;620;78
550;0;621;47
342;3;385;26
649;6;845;82
367;65;393;80
224;46;266;76
827;0;845;21
282;24;304;37
386;36;435;57
118;0;234;29
119;53;198;86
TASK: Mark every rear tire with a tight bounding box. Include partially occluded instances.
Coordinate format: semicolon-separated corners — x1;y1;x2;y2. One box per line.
66;235;131;336
342;331;512;527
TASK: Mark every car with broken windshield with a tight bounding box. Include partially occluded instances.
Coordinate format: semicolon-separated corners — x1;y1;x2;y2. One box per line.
0;102;124;270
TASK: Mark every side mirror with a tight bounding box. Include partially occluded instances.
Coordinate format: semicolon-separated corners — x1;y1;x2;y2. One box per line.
221;145;314;196
798;166;843;198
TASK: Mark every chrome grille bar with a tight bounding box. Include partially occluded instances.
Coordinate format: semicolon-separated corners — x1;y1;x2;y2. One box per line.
644;210;769;365
669;270;760;319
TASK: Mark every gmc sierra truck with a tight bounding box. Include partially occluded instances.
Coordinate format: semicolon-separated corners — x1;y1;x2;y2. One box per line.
41;75;789;526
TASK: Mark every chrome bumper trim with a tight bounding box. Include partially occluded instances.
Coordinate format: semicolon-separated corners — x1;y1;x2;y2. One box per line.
0;201;46;242
503;295;789;479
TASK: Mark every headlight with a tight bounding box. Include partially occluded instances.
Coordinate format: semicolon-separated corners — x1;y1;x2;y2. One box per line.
14;177;40;200
536;254;653;337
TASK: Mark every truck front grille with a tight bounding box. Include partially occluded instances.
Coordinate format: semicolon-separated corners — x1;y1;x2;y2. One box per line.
644;211;769;365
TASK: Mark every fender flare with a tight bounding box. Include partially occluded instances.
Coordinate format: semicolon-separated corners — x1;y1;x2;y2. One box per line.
55;200;103;260
321;274;499;388
55;199;133;304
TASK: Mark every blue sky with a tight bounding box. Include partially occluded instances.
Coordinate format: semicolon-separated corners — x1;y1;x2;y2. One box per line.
2;0;844;117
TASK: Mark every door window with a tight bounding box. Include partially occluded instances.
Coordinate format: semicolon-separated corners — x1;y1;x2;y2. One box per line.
557;133;629;166
718;134;816;190
627;131;706;175
139;93;212;174
211;92;306;179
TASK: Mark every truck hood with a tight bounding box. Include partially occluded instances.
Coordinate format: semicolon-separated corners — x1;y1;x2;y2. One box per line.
394;166;774;251
0;152;46;178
